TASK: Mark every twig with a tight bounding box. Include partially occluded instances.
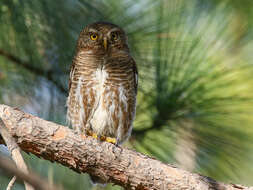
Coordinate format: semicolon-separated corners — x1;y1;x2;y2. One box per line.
0;154;63;190
0;104;252;190
0;48;67;94
6;176;16;190
0;118;34;190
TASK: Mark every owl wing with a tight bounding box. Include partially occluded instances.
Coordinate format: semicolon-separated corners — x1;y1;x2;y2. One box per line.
67;59;97;133
68;62;75;90
114;57;138;144
131;58;138;94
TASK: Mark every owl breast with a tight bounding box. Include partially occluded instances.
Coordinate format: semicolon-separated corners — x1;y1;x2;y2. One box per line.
67;52;136;144
89;66;111;135
89;58;131;140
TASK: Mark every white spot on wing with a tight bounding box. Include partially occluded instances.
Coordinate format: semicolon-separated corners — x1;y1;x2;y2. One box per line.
73;77;84;133
66;96;71;125
119;85;128;112
75;77;82;101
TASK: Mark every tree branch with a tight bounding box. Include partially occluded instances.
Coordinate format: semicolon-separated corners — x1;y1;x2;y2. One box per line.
0;48;163;138
6;176;16;190
0;117;34;190
0;104;252;190
0;154;63;190
0;49;67;94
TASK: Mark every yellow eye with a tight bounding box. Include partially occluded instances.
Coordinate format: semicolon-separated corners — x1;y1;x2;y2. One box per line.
90;33;98;40
111;32;118;40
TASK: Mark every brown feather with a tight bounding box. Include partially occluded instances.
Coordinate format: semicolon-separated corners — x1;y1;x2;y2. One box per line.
66;22;138;144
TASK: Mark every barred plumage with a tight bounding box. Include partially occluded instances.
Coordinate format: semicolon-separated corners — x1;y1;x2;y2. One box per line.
66;22;138;144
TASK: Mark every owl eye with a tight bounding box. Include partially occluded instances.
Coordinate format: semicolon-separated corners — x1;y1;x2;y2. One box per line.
111;32;118;41
90;33;98;41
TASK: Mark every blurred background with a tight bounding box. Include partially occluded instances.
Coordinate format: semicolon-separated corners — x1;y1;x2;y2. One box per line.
1;0;253;189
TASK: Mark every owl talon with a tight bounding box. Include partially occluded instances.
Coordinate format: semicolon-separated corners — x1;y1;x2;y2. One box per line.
105;137;116;144
86;131;116;144
99;136;106;141
99;135;116;144
91;133;98;139
86;130;98;139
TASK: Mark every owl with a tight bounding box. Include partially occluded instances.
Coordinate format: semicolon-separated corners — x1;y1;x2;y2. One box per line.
66;22;138;145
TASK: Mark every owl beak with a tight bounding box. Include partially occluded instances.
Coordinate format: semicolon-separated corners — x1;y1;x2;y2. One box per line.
103;38;108;51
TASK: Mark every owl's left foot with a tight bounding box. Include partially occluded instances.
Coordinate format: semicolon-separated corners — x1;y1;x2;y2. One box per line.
86;130;98;139
100;136;116;144
86;130;116;144
104;137;116;144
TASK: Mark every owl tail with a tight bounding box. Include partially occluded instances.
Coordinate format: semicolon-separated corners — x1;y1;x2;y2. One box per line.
90;174;106;186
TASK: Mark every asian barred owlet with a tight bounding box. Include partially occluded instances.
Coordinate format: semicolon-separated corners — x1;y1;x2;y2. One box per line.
66;22;138;145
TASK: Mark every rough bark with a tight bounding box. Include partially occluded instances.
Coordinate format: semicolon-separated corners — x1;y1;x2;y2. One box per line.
0;154;63;190
0;118;34;190
0;104;252;190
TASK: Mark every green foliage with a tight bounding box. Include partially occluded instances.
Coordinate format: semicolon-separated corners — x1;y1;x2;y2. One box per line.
1;0;253;189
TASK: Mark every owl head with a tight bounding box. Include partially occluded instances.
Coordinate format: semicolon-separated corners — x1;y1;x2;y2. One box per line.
76;22;129;55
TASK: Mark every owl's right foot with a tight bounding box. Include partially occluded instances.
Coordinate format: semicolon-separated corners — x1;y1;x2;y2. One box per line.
105;137;116;144
99;135;116;144
86;130;98;139
86;130;116;144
